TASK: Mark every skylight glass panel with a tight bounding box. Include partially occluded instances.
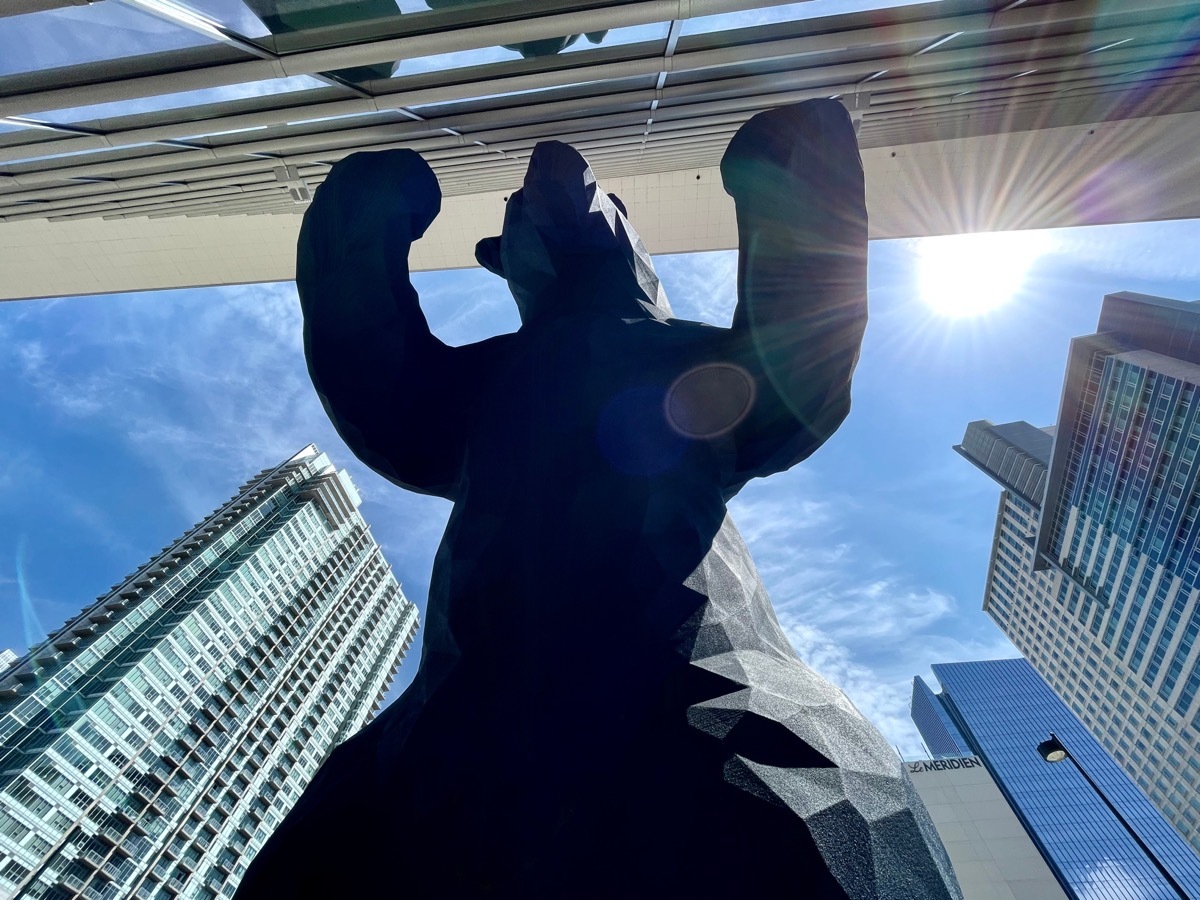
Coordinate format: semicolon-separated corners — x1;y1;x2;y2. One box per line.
0;3;219;78
218;0;404;43
681;0;943;37
391;20;672;78
392;45;519;77
27;76;328;126
169;0;274;37
559;22;671;53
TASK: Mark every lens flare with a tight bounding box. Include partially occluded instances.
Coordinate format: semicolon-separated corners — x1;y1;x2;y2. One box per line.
917;230;1051;318
16;536;45;657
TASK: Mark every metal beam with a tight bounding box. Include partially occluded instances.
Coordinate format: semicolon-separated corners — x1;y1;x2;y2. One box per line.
2;0;97;16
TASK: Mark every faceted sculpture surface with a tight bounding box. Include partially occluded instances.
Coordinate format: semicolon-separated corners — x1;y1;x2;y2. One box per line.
237;100;961;898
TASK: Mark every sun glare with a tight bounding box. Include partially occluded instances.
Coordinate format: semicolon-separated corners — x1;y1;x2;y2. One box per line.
917;230;1051;318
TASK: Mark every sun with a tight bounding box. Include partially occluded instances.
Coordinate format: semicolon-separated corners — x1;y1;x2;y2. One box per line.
916;230;1051;317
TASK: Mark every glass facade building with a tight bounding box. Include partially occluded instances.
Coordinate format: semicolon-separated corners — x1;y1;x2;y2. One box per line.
910;676;970;759
958;293;1200;852
0;446;419;900
913;659;1200;899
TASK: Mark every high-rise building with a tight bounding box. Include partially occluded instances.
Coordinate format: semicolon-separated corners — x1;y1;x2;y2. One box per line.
957;292;1200;852
913;658;1200;898
0;446;419;900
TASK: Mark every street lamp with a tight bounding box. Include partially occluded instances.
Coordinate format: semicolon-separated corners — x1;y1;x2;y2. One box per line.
1037;732;1187;899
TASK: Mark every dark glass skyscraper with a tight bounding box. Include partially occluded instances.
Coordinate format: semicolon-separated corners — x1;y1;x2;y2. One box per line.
913;658;1200;899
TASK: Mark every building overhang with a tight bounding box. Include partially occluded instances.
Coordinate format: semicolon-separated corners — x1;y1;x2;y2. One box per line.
2;0;1199;300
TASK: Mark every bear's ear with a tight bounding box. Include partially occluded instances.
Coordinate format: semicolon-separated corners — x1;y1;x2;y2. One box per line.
474;235;505;278
607;192;627;217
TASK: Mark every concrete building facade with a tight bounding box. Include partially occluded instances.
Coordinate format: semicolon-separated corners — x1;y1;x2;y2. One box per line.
904;754;1066;900
3;0;1200;299
0;447;419;899
957;293;1200;853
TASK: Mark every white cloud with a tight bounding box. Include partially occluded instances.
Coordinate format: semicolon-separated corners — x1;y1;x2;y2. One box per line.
656;250;738;327
11;282;328;521
723;471;1011;757
1053;219;1200;286
415;268;519;346
778;612;921;753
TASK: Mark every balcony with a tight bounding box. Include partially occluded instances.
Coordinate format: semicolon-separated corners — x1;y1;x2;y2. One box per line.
129;780;157;805
80;848;108;868
98;825;126;846
158;776;180;798
82;881;116;900
102;857;132;881
57;873;88;894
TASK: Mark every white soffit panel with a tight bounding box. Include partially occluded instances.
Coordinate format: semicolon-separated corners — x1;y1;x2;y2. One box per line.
1;0;1198;300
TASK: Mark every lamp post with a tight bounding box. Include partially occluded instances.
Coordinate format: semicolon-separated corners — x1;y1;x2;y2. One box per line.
1036;732;1187;899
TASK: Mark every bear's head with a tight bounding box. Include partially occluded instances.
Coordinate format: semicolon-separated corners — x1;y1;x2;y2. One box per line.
474;141;671;326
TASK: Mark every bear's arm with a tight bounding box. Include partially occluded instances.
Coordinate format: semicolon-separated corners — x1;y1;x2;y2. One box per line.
718;99;868;494
298;149;491;501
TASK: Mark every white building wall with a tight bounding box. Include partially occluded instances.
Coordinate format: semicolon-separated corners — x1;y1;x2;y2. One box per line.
907;757;1066;900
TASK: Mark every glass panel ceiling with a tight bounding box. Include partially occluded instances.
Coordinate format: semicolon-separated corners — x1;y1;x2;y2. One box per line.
390;21;670;77
27;76;328;126
0;2;219;78
173;0;274;37
392;45;517;78
559;21;670;53
682;0;946;37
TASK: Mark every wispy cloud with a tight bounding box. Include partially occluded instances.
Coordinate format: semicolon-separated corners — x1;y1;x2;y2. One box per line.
415;267;519;346
11;283;326;521
1052;219;1200;286
656;250;738;326
778;614;920;752
726;468;1014;757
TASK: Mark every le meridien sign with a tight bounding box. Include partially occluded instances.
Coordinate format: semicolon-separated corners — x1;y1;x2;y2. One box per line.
907;756;984;774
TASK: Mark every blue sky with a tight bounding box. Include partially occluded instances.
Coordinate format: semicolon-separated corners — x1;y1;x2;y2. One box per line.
4;217;1199;756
